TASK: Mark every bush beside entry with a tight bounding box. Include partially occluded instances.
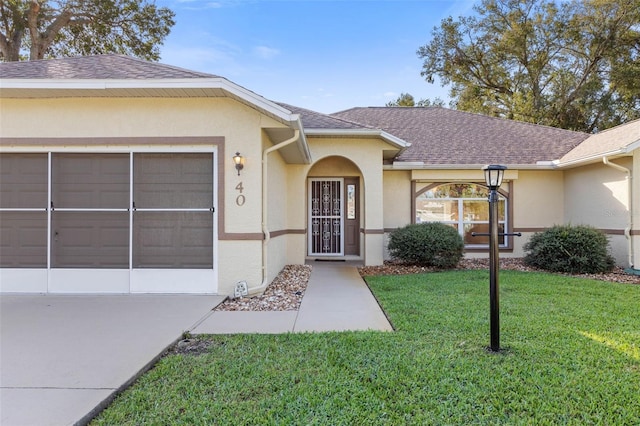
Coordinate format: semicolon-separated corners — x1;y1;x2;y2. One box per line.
388;223;464;269
523;225;615;274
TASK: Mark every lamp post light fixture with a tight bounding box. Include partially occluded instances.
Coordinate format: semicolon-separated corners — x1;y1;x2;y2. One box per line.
483;164;507;352
472;165;521;352
233;152;244;176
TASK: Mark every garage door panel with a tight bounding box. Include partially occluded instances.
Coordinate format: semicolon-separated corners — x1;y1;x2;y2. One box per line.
134;153;213;209
0;154;48;209
0;212;47;268
51;212;129;268
133;211;213;269
52;154;129;209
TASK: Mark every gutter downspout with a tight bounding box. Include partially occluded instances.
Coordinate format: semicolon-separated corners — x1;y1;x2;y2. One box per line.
247;130;300;296
602;156;634;269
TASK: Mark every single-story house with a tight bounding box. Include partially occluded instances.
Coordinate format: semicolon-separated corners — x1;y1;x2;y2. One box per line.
1;55;638;295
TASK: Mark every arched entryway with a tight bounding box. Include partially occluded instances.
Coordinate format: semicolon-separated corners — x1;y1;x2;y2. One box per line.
307;156;363;258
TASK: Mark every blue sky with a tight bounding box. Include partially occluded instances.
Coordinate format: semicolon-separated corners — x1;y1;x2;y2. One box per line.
155;0;477;113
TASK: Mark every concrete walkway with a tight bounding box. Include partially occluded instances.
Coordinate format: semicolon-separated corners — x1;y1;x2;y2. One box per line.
0;262;391;425
193;261;393;334
0;295;224;426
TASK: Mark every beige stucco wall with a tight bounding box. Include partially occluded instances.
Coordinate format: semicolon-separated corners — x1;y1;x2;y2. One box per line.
379;169;567;260
509;170;565;257
383;170;412;228
263;132;302;285
0;96;289;295
564;159;632;266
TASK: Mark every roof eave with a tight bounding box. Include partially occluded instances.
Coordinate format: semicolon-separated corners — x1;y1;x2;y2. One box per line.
0;76;313;164
557;147;633;168
303;128;410;149
1;77;298;123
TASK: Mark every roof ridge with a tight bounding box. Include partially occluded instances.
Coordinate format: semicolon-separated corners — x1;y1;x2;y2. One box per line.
276;102;375;130
334;106;589;136
112;54;218;78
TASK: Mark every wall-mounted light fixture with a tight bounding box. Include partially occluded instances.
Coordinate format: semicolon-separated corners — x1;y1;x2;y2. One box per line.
233;152;244;176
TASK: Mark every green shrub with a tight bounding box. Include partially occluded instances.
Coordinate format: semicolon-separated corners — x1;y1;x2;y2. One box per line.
388;222;464;269
523;224;615;274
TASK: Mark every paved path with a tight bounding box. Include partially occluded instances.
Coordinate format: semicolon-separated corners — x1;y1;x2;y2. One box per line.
0;262;391;425
193;261;393;334
0;295;224;426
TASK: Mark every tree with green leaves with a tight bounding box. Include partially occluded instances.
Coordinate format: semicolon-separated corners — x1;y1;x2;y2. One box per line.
386;92;446;107
0;0;175;62
417;0;640;132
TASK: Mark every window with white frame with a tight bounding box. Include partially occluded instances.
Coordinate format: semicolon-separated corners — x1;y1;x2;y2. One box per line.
415;183;507;247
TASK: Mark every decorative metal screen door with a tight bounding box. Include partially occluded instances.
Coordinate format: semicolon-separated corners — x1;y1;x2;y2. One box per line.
308;179;344;256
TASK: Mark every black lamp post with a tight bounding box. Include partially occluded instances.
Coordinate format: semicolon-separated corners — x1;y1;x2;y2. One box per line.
483;164;506;352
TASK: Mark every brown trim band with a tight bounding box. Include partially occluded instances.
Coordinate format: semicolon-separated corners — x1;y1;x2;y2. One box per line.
269;229;306;238
0;136;222;146
600;229;626;236
220;233;264;241
630;230;640;236
513;227;546;233
515;227;630;236
361;229;385;234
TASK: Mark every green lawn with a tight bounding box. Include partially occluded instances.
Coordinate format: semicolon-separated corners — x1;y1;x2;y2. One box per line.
93;270;640;425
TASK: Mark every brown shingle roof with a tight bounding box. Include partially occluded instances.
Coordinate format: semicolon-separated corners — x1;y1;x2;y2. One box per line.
3;55;600;166
332;107;589;165
0;54;218;79
277;102;370;130
560;118;640;165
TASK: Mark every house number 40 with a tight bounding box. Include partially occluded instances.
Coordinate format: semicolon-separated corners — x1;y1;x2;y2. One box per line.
235;182;246;206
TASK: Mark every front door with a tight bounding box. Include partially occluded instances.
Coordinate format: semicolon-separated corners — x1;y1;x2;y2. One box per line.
308;178;360;257
309;179;343;256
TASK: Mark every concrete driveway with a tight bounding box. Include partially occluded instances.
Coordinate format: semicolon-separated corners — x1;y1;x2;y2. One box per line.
0;294;224;426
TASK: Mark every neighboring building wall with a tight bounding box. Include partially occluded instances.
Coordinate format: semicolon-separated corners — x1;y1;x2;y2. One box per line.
563;159;633;267
0;96;288;295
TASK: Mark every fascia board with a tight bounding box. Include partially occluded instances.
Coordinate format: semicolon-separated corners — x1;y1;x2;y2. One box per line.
556;148;628;168
625;138;640;153
304;128;410;148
